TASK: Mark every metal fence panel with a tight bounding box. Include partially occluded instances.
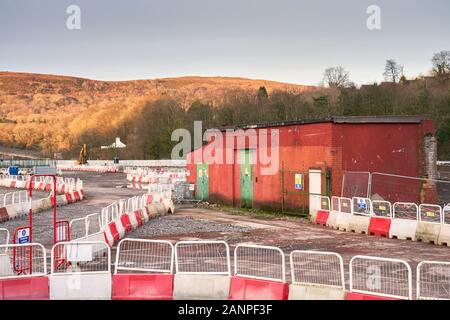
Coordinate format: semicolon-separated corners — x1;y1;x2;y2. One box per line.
115;239;174;274
352;197;372;216
69;217;87;241
234;244;285;282
86;213;102;236
340;197;352;214
51;241;111;274
393;202;419;220
331;196;340;212
0;243;47;279
349;255;412;300
371;200;392;218
417;261;450;300
290;250;345;290
175;241;230;275
419;204;443;224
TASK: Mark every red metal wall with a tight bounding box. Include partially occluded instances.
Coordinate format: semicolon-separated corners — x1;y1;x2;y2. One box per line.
186;120;435;209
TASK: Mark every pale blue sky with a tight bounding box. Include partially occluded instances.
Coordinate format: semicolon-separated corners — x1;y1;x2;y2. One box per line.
0;0;449;85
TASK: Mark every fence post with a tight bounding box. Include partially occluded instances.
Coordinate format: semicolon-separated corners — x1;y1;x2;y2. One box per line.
281;161;285;214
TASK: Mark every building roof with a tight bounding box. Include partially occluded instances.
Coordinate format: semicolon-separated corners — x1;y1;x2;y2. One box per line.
221;115;430;131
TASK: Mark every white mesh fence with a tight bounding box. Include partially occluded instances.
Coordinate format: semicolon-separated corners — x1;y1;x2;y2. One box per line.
444;204;450;224
86;213;102;236
393;202;419;220
349;255;412;299
234;244;286;282
371;200;392;218
115;239;174;274
331;196;340;212
319;196;330;211
340;197;352;214
0;228;10;255
69;217;87;241
417;261;450;300
290;250;345;290
352;197;372;216
175;241;230;275
0;243;47;278
419;204;443;224
51;241;110;274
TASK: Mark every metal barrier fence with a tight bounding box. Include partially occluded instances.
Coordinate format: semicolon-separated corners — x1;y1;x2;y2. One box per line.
331;196;340;212
51;241;110;274
0;243;47;278
340;197;352;214
371;200;392;218
351;197;372;216
349;255;412;300
0;229;10;255
290;250;345;290
393;202;419;220
1;190;29;207
417;261;450;300
234;244;286;283
175;241;231;275
419;204;443;224
115;239;174;274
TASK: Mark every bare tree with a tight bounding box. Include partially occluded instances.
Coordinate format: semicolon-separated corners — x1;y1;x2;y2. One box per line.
323;66;351;88
383;59;403;83
431;50;450;79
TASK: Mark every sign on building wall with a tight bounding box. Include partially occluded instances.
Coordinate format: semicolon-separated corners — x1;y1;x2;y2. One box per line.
294;173;303;190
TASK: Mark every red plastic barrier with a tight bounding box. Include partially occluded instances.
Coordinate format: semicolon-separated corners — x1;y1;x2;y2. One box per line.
10;181;16;188
368;217;392;238
61;184;65;193
44;183;52;191
0;276;49;300
112;274;174;300
120;214;132;232
147;195;154;204
131;176;136;182
108;222;120;242
229;276;289;300
346;292;397;300
73;191;81;202
315;210;330;226
65;193;73;203
39;182;45;190
79;189;84;198
134;211;143;226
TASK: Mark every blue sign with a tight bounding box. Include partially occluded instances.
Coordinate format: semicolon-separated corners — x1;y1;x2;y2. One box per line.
16;227;30;244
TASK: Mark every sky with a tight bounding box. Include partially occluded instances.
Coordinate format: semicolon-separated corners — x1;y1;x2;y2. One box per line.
0;0;449;86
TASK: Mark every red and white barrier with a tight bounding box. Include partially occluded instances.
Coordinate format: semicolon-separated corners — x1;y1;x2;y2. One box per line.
389;202;419;240
415;204;443;244
289;250;346;300
49;241;112;300
59;165;119;173
0;243;49;300
347;255;412;300
173;241;231;300
112;239;174;300
229;244;289;300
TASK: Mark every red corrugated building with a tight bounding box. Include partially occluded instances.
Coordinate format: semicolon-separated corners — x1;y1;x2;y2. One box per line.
186;116;437;212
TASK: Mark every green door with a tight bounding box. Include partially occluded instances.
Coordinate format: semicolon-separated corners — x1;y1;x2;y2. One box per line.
196;163;209;200
240;150;254;208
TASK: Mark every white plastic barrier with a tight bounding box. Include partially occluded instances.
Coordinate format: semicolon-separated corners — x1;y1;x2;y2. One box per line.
438;207;450;246
289;251;345;300
49;241;112;300
348;197;372;234
173;241;231;300
417;261;450;300
326;196;341;228
389;202;419;240
416;204;443;244
335;197;352;231
349;255;412;300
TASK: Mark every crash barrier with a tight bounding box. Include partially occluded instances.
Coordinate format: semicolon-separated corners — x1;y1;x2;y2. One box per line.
125;167;187;185
1;239;448;300
289;251;346;300
230;244;289;300
0;243;49;300
0;174;82;194
311;196;450;247
113;239;175;300
59;165;119;173
49;241;111;300
69;193;174;247
173;241;231;300
347;255;412;300
416;261;450;300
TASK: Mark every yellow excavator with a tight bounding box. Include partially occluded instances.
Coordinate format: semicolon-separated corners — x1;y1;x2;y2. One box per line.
77;144;88;165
